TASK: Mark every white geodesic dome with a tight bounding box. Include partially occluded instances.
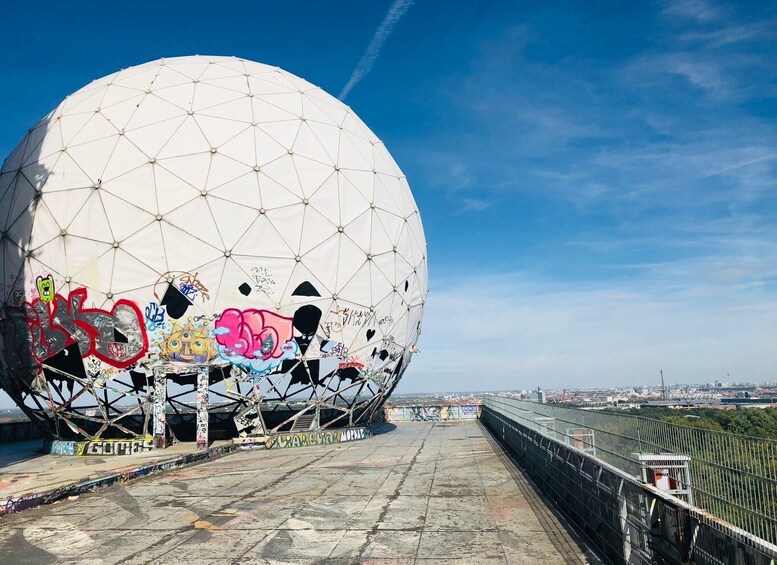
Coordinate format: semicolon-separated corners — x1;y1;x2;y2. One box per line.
0;55;427;439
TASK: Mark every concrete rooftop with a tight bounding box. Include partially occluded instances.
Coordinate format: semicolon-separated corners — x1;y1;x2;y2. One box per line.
0;421;592;564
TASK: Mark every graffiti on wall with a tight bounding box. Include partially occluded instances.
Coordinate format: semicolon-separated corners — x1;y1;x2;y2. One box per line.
78;437;154;456
23;287;148;368
47;437;155;456
265;426;371;449
152;370;166;448
384;405;481;422
47;440;77;455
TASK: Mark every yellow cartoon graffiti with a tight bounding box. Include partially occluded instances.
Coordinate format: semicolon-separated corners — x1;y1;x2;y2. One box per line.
36;275;55;303
158;323;217;364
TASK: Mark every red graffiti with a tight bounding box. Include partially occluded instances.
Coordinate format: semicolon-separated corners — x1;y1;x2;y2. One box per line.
338;360;365;370
24;287;149;369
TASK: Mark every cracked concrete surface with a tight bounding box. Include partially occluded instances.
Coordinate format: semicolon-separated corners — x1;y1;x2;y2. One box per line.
0;422;593;564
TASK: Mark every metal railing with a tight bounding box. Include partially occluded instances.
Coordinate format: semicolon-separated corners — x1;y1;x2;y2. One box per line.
483;395;777;545
482;397;777;565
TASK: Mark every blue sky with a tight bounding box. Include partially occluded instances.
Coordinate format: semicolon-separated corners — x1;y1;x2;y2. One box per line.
1;0;777;399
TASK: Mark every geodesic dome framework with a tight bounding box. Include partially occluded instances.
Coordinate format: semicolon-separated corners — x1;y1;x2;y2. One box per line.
0;55;427;441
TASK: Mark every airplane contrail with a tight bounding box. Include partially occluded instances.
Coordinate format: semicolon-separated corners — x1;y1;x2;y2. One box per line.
338;0;415;101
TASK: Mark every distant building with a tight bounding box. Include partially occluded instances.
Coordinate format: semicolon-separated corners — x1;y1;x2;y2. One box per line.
537;387;546;404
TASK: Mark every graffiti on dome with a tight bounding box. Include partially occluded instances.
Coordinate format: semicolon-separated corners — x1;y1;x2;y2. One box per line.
250;266;275;295
35;275;55;303
338;356;365;371
320;341;348;359
152;271;209;321
157;322;217;364
85;357;115;384
324;306;374;334
322;306;395;342
144;302;166;332
178;272;209;303
214;308;298;374
21;287;148;369
11;287;24;306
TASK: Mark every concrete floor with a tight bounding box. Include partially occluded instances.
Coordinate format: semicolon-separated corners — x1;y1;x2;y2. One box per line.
0;421;592;564
0;439;233;501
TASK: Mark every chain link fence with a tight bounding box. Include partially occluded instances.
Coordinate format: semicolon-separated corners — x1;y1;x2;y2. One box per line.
484;395;777;545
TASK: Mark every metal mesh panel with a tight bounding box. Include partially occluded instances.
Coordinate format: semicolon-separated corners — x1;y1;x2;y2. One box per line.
482;400;777;565
484;395;777;546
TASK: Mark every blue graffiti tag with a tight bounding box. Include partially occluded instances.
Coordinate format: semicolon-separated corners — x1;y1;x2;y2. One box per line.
145;302;166;331
178;282;198;301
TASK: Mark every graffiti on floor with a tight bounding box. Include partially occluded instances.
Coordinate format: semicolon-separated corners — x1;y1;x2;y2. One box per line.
265;426;371;449
0;444;237;517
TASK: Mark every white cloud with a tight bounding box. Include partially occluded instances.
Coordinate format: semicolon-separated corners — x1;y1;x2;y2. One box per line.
666;58;728;93
663;0;725;23
459;197;493;212
680;22;776;46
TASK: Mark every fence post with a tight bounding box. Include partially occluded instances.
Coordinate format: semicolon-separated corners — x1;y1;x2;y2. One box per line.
618;478;633;562
635;415;643;454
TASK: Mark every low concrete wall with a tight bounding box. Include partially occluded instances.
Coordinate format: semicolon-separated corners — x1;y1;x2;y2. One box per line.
0;420;46;444
383;404;481;422
43;437;155;456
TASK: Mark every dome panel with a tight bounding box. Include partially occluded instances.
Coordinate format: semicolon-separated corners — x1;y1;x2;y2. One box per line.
101;165;157;214
113;66;161;91
101;84;146;111
124;117;186;159
207;171;260;208
155;117;211;159
217;126;257;167
125;94;187;130
231;213;294;259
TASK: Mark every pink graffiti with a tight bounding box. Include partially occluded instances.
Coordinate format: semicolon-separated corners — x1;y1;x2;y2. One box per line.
214;309;293;360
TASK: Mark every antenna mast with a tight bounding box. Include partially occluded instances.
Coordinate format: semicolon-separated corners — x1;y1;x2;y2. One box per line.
660;369;667;400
